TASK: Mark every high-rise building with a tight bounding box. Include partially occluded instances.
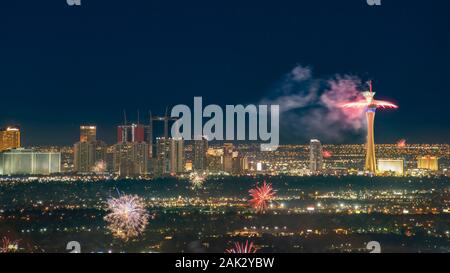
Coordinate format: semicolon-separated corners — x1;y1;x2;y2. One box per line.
155;137;171;176
170;138;184;174
223;143;234;173
113;143;133;176
113;142;148;177
417;156;439;171
309;139;323;173
193;137;208;172
80;125;97;142
231;151;248;175
206;148;223;173
239;156;249;173
105;146;115;172
60;146;75;173
113;119;151;177
377;159;404;176
0;148;61;175
0;126;21;152
74;142;92;172
74;141;107;173
117;124;146;143
113;111;179;176
74;125;106;173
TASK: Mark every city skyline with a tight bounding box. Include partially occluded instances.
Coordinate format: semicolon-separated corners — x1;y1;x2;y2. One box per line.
2;120;449;147
1;1;450;145
2;122;447;177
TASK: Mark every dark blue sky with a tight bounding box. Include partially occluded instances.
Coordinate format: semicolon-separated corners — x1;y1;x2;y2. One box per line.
0;0;449;145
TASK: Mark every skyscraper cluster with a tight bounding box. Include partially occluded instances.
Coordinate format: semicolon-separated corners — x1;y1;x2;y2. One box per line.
113;123;150;177
0;126;61;175
101;111;184;177
0;121;445;178
70;111;252;178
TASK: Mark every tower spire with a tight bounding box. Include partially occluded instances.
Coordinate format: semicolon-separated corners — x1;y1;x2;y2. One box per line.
123;109;127;125
368;80;373;94
137;109;140;125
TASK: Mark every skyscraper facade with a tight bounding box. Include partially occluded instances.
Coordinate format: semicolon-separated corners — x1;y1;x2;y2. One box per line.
0;126;21;152
113;119;151;177
74;141;107;173
154;137;185;176
223;143;234;173
155;137;170;176
79;125;97;142
193;137;208;172
417;156;439;171
170;138;184;174
113;142;149;177
117;124;146;143
206;148;223;173
74;125;107;173
309;139;323;173
231;151;248;175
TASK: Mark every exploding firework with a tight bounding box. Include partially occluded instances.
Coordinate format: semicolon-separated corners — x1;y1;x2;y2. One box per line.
397;139;407;148
1;237;19;253
341;100;398;109
341;81;398;110
226;240;257;253
322;150;333;159
248;181;276;212
92;160;107;173
104;193;149;241
189;173;206;189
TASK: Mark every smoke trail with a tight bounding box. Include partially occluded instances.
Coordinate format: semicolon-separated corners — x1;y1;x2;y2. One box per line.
261;65;366;143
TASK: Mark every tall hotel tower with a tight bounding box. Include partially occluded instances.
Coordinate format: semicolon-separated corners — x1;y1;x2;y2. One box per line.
0;126;21;152
363;86;377;173
342;81;398;175
309;139;323;173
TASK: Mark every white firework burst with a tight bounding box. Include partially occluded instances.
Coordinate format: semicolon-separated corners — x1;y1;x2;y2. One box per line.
189;173;206;189
1;237;19;253
104;194;149;241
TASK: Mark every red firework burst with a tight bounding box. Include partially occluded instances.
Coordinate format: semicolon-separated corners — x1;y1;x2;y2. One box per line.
248;181;276;212
322;150;333;159
226;240;257;253
397;139;407;148
341;100;398;109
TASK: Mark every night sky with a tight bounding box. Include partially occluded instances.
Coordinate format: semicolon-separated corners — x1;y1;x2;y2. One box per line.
0;0;449;146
